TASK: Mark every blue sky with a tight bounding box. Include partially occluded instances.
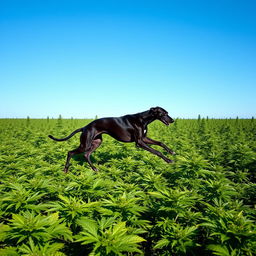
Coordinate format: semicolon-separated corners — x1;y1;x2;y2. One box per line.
0;0;255;118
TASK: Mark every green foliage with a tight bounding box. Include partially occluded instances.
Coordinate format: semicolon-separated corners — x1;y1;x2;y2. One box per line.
154;222;198;254
47;195;100;228
18;238;65;256
76;217;145;255
4;211;72;244
0;118;255;255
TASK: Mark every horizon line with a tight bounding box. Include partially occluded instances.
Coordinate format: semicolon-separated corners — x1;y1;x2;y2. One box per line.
0;116;255;120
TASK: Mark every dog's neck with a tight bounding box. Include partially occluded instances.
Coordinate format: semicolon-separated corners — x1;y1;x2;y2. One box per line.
139;110;156;126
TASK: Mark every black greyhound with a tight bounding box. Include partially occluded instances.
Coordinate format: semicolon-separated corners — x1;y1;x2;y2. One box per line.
48;107;175;172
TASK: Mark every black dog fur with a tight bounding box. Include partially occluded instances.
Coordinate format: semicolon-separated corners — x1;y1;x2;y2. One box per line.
48;107;175;172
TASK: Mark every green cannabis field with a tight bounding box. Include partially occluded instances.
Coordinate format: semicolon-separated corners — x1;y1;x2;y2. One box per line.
0;117;255;256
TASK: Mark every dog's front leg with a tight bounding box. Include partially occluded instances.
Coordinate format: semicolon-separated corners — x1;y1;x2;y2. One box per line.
143;137;175;155
136;140;173;163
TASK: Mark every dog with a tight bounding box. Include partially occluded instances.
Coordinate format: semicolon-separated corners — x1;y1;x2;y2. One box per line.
48;107;175;172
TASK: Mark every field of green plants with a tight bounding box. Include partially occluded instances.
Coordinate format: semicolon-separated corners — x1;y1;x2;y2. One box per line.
0;117;255;256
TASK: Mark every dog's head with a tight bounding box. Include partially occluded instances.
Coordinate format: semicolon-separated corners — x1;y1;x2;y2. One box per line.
150;107;174;125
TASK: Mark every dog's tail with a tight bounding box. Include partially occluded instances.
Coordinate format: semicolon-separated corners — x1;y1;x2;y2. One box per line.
48;128;83;142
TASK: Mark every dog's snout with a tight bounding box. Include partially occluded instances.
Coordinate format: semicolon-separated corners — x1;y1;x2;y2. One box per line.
167;116;174;123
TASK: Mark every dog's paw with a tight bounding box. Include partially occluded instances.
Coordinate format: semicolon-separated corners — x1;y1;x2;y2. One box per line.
165;158;173;164
167;149;176;155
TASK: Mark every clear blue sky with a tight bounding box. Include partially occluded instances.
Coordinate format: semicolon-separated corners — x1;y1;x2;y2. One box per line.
0;0;255;118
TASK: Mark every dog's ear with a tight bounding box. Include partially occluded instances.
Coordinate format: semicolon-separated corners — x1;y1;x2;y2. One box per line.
150;107;158;114
150;107;161;111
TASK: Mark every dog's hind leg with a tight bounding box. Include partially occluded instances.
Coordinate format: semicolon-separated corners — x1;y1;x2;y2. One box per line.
84;135;102;172
64;146;84;173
